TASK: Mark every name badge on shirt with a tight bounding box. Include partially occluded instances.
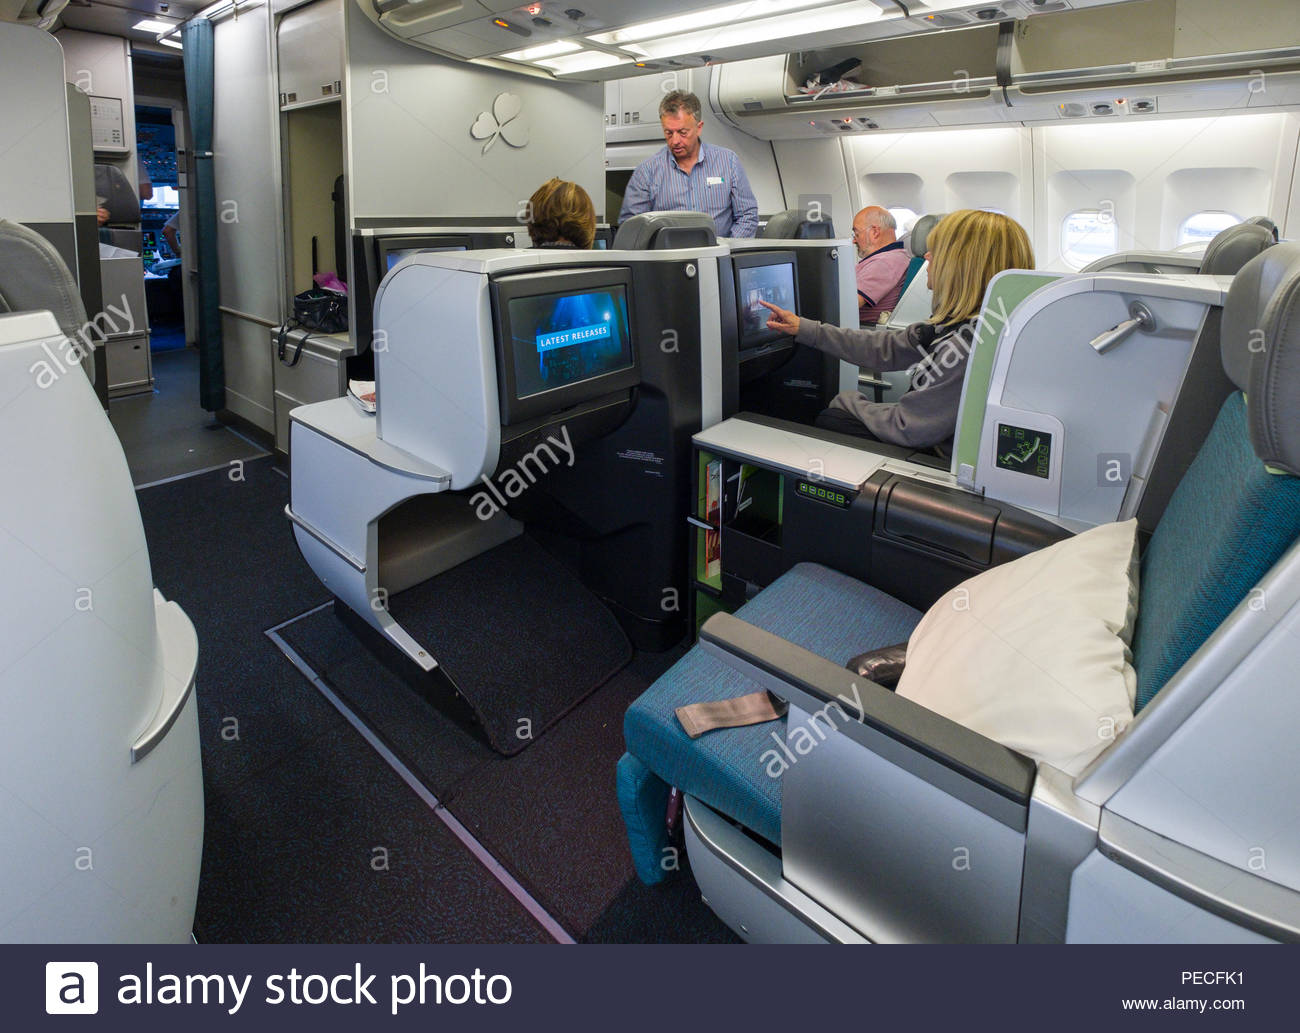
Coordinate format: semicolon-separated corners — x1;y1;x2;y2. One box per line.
707;176;725;186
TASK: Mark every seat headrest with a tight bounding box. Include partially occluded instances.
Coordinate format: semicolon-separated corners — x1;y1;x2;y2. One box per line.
907;213;943;258
1245;215;1280;242
760;209;834;240
0;219;93;381
0;218;89;334
1198;221;1274;276
93;163;140;225
612;211;717;250
1221;241;1300;474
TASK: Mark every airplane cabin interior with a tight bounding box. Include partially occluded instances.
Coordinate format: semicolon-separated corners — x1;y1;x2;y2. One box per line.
2;0;1300;949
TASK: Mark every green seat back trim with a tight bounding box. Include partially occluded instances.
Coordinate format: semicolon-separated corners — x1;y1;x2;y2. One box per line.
954;271;1060;475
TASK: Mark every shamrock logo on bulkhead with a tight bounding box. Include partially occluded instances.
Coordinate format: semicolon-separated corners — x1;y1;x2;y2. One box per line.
471;92;529;154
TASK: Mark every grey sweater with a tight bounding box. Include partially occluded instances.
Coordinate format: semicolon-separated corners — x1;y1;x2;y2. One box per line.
794;317;977;451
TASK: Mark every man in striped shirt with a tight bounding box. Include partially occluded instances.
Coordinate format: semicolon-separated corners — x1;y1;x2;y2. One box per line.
618;91;759;238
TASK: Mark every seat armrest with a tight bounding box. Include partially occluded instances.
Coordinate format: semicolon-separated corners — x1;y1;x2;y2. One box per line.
698;612;1036;808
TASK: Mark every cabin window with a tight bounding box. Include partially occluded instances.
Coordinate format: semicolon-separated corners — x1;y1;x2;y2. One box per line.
1060;209;1118;270
887;207;919;234
1177;210;1241;247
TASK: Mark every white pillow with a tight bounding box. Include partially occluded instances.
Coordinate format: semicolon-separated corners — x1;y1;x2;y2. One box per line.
895;518;1139;777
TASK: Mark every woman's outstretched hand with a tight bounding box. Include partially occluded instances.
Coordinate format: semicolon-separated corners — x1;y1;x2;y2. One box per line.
758;300;800;336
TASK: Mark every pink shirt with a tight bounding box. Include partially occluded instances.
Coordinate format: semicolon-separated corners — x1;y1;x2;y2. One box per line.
856;242;912;325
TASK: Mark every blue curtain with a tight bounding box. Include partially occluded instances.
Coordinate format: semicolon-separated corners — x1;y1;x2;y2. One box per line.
182;17;225;412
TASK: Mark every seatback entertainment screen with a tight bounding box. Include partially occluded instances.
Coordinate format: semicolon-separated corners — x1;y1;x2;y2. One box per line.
737;260;797;348
507;287;634;399
384;245;467;271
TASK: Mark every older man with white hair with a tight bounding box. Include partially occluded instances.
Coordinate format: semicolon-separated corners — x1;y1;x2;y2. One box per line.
851;206;911;325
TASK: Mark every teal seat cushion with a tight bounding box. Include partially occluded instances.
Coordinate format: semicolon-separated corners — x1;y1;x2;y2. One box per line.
616;753;674;885
623;563;924;851
898;254;925;296
1134;392;1300;709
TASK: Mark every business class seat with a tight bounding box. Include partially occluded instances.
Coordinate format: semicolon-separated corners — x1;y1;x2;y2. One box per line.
1245;215;1280;241
0;219;93;381
0;219;203;941
761;208;835;240
617;243;1300;940
612;210;717;250
1080;218;1274;276
879;213;944;338
897;211;940;299
94;162;142;252
1121;220;1275;528
1197;220;1275;275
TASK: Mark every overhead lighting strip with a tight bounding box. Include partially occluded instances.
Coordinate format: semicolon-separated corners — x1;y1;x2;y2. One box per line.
496;0;901;75
604;3;887;61
533;51;627;74
586;0;832;46
500;40;583;62
133;18;177;33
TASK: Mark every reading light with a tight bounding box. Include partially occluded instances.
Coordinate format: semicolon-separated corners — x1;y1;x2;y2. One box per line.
493;17;532;36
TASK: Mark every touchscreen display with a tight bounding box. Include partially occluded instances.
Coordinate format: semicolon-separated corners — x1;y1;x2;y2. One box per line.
738;262;796;341
507;287;634;399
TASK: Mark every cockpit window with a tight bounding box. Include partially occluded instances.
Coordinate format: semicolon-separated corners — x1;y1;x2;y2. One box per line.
1178;210;1241;247
1060;209;1118;270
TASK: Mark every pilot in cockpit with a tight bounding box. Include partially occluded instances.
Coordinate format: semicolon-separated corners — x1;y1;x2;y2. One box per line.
761;209;1034;455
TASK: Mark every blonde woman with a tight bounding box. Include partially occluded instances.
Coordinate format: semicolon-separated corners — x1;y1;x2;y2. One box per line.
760;209;1034;452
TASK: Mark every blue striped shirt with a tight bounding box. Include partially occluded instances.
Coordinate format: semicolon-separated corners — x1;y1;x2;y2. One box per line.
619;141;759;238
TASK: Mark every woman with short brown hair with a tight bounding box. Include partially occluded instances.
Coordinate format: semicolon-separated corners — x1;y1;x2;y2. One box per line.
527;178;596;250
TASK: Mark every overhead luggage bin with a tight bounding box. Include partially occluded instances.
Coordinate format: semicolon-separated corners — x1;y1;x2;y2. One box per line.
711;0;1300;137
354;0;1139;83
